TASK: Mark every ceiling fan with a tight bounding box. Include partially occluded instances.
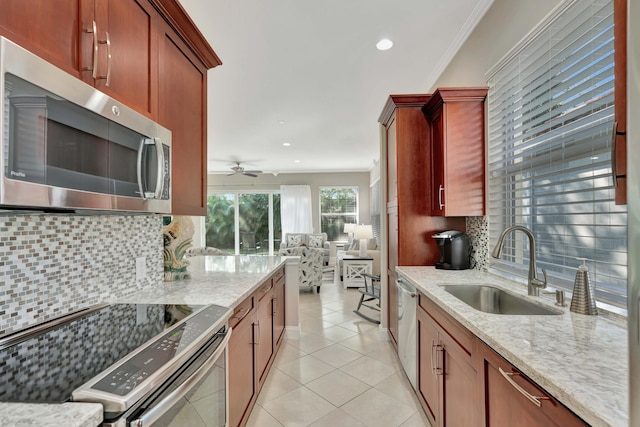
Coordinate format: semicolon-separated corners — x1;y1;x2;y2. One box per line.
227;162;262;177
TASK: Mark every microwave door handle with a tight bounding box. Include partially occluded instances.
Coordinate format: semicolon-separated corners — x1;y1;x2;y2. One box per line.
136;139;146;199
130;329;232;427
153;138;165;199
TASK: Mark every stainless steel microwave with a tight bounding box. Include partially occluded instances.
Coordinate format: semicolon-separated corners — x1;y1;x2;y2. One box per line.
0;37;171;213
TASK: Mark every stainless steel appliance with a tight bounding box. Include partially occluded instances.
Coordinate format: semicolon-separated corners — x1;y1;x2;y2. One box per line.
0;37;171;213
397;277;417;389
0;303;231;426
432;230;471;270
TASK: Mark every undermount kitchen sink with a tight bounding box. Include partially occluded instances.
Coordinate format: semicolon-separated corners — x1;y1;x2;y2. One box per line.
440;284;562;315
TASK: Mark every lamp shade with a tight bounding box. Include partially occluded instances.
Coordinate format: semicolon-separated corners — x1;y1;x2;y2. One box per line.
353;224;373;239
343;223;356;233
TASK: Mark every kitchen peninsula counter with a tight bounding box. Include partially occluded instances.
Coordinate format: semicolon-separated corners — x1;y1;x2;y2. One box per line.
397;266;627;427
1;255;290;427
118;255;288;307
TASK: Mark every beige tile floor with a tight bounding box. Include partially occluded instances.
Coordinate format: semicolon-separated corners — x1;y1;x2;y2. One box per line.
245;277;430;427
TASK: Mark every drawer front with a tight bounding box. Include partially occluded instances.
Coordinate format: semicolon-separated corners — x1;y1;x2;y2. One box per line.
230;295;254;329
257;278;274;301
418;292;474;361
272;266;285;283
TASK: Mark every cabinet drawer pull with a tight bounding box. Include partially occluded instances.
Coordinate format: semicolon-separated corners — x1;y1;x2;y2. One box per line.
232;307;250;323
438;185;445;210
498;367;550;407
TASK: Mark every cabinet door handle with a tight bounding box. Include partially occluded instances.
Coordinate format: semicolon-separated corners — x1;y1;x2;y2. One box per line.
272;298;277;315
431;340;436;372
438;185;445;210
254;322;261;345
431;341;443;375
97;32;112;86
83;21;98;79
498;367;550;407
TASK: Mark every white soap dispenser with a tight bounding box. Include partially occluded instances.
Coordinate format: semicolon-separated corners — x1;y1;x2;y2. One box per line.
569;258;598;315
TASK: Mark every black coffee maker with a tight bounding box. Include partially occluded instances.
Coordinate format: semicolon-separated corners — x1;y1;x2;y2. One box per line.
432;230;471;270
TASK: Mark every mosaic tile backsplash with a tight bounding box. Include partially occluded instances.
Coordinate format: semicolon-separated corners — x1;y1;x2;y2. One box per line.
466;216;489;271
0;213;163;335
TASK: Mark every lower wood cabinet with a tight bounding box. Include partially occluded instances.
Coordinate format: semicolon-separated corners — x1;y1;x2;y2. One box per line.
480;343;588;427
228;296;256;427
415;290;588;427
273;270;286;349
255;281;274;388
228;267;285;427
416;292;478;427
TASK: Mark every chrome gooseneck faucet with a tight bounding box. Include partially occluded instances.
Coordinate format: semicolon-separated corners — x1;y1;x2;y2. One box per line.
491;225;547;296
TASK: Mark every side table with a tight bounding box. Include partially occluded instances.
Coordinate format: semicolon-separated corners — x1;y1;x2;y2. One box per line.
342;255;373;289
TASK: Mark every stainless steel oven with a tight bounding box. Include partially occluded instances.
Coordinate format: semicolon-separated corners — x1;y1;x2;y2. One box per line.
0;36;171;213
0;303;231;426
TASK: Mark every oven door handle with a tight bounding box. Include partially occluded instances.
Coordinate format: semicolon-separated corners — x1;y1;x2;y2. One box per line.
129;328;232;427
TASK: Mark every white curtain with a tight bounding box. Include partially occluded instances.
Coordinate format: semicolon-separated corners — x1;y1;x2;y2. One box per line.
280;185;313;237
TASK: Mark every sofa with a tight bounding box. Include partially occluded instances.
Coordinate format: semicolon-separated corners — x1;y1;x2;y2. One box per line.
280;232;330;264
337;239;381;277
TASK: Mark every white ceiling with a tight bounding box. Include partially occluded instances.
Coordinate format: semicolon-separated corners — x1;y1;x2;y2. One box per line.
178;0;493;176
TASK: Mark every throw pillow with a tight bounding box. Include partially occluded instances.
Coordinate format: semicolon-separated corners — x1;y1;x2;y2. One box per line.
367;238;378;250
308;234;324;248
349;239;360;250
287;234;302;246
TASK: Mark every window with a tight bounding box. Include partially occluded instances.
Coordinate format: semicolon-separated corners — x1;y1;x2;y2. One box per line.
320;187;358;241
487;0;627;306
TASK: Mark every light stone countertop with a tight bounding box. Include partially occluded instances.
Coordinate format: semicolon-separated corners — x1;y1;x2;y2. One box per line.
0;402;103;427
1;255;287;427
397;266;628;427
116;255;288;306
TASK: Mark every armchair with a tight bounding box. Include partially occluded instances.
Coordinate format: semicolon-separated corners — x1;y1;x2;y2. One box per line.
279;246;324;292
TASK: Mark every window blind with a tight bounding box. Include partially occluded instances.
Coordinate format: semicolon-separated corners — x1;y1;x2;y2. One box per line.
487;0;627;305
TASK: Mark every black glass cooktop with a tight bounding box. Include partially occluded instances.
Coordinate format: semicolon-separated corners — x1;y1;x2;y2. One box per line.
0;303;225;403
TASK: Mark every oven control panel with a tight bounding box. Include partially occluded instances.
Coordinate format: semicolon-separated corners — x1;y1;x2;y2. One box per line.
88;304;229;396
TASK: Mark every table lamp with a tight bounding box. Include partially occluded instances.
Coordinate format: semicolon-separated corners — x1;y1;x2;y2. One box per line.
344;223;356;246
353;224;373;257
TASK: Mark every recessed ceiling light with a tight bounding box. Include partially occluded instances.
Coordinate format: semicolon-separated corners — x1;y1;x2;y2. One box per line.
376;39;393;51
283;142;291;147
293;160;301;163
278;120;286;125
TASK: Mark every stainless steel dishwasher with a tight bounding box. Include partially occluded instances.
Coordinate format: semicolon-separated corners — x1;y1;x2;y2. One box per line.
397;277;417;389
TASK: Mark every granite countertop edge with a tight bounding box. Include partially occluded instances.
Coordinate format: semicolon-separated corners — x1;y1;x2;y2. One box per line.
396;266;628;427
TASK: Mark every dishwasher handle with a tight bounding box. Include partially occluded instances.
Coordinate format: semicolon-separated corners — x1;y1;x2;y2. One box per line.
396;278;416;298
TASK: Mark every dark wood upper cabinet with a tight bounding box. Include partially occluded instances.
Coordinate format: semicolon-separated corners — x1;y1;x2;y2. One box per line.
85;0;159;118
423;87;487;217
614;0;627;205
0;0;83;78
157;20;209;215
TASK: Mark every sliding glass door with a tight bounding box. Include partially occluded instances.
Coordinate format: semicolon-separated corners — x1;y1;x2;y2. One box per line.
206;191;280;255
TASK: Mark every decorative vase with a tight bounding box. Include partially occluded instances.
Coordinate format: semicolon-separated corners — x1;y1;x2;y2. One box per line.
163;216;195;281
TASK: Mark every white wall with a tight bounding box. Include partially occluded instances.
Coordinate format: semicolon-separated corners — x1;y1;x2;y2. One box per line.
431;0;563;90
207;171;372;234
